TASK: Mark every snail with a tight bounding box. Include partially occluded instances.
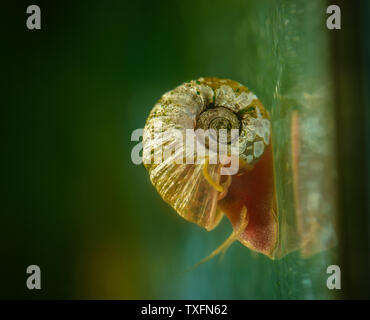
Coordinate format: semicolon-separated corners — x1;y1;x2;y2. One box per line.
143;77;278;260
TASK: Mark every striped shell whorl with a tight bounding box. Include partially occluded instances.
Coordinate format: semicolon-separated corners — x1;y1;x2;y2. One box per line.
143;77;271;230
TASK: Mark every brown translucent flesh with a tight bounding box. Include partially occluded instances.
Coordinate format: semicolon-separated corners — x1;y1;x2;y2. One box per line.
218;143;278;258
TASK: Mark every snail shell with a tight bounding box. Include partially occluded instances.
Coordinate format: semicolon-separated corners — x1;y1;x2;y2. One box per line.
143;77;278;258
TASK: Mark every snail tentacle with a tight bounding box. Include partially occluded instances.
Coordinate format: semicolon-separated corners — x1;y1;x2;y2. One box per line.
217;175;232;200
189;206;248;269
202;157;224;193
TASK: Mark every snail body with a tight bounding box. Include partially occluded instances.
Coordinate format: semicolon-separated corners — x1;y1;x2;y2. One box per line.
143;77;278;259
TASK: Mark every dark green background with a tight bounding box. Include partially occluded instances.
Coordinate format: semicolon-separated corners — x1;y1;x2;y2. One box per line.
3;0;369;299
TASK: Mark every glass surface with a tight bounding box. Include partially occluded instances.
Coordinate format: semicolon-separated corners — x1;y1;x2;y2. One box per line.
3;0;369;299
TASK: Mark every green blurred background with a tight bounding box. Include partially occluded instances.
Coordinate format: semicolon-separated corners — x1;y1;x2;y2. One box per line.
3;0;370;299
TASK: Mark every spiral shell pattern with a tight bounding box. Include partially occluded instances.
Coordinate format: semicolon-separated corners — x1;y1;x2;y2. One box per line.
143;77;271;231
